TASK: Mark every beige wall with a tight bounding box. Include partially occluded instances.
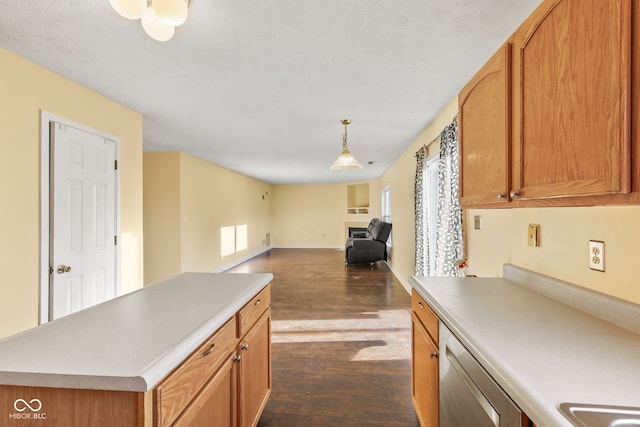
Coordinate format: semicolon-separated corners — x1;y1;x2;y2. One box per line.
0;49;144;339
466;206;640;304
379;99;459;291
143;152;272;284
381;95;640;305
271;181;380;248
143;152;182;284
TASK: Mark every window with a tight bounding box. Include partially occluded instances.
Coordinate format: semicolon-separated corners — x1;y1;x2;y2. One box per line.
381;186;392;254
425;156;439;275
381;186;391;223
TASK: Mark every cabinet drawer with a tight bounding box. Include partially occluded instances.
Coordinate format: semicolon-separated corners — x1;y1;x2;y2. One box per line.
412;290;439;343
155;317;238;426
238;285;270;338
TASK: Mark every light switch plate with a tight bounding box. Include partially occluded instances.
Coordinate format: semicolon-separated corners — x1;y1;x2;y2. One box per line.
528;224;540;247
589;240;605;272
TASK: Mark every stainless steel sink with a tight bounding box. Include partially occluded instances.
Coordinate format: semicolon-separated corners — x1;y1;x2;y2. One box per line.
558;403;640;427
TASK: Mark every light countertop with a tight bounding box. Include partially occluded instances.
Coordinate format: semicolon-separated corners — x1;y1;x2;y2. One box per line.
0;272;273;392
410;266;640;427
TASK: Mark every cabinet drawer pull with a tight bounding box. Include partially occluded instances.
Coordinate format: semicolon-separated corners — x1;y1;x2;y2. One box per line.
430;352;439;359
254;298;262;306
240;343;249;351
418;302;425;309
200;343;215;358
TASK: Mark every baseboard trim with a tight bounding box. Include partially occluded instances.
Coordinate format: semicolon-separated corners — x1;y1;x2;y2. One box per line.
214;247;272;272
270;245;343;250
384;260;411;295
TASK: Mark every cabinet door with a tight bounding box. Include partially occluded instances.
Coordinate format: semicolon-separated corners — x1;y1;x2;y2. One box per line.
173;354;237;427
512;0;632;200
459;43;512;207
412;313;438;427
238;308;271;427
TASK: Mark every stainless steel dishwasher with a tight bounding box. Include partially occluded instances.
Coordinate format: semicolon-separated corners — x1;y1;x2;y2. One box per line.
440;322;523;427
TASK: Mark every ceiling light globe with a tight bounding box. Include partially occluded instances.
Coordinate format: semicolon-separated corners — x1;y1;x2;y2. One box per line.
330;150;363;171
141;6;176;41
153;0;188;26
109;0;147;20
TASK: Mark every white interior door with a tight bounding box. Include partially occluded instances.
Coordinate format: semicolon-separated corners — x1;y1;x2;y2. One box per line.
50;122;117;320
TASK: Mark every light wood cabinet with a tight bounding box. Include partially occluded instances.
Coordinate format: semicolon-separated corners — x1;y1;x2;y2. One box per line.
459;43;512;207
155;317;238;426
459;0;637;207
154;284;271;427
173;354;237;427
411;290;439;427
511;0;632;201
238;309;271;427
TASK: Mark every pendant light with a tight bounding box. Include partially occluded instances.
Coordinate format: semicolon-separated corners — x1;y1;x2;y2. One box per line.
330;120;363;171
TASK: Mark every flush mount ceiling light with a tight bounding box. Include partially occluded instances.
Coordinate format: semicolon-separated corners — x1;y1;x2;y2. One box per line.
330;119;363;171
109;0;188;42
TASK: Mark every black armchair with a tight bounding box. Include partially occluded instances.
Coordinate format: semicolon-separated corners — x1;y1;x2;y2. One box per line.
345;218;392;265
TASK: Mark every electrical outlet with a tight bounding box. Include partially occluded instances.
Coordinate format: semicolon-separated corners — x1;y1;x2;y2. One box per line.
589;240;605;272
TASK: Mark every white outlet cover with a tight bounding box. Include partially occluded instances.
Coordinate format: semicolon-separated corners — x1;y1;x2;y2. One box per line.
589;240;605;272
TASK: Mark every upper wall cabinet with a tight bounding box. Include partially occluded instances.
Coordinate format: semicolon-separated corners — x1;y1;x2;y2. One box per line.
459;43;512;207
511;0;632;201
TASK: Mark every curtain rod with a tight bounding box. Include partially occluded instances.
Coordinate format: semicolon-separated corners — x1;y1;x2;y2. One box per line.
414;135;440;158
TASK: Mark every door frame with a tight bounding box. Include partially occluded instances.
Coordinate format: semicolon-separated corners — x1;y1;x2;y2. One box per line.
39;111;121;324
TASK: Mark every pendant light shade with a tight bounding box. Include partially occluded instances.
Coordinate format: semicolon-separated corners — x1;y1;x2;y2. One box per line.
141;5;176;41
153;0;188;26
330;120;363;171
109;0;147;20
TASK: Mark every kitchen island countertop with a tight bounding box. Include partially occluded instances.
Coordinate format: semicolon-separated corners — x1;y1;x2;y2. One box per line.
410;265;640;427
0;272;273;392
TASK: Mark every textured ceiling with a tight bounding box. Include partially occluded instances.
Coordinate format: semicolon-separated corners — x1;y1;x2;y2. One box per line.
0;0;542;184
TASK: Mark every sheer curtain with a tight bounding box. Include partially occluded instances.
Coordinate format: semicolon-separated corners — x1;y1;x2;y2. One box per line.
414;116;464;277
414;145;429;276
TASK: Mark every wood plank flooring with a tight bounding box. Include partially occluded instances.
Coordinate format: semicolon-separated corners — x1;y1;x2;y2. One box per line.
229;248;420;427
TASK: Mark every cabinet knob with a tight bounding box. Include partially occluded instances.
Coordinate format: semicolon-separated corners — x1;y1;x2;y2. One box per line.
233;355;242;362
240;343;249;351
430;352;439;359
509;190;521;199
497;193;507;200
417;302;424;309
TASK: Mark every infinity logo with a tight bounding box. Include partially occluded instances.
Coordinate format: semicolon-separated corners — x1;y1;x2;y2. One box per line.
13;398;42;412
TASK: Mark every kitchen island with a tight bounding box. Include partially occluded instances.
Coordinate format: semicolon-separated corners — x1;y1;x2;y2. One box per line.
0;272;273;426
411;264;640;427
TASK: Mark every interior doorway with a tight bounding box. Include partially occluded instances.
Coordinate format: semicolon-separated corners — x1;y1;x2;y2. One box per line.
40;112;120;322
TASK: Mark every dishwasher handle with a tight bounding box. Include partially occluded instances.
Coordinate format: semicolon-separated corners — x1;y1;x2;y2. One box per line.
446;345;500;426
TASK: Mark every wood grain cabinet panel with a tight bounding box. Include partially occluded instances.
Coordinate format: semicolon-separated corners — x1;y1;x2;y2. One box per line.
155;317;238;426
173;354;237;427
238;308;271;427
459;42;512;207
411;312;439;427
511;0;632;201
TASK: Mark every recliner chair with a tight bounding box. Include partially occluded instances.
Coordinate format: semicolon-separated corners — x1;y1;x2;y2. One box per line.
345;218;392;266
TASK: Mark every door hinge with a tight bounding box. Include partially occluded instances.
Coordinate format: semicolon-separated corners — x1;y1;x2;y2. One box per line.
114;235;117;245
114;160;118;170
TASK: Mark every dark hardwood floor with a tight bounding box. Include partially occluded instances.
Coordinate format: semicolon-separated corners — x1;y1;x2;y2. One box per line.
229;248;420;427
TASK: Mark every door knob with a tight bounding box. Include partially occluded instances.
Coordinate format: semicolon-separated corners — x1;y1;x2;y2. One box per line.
57;265;72;274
